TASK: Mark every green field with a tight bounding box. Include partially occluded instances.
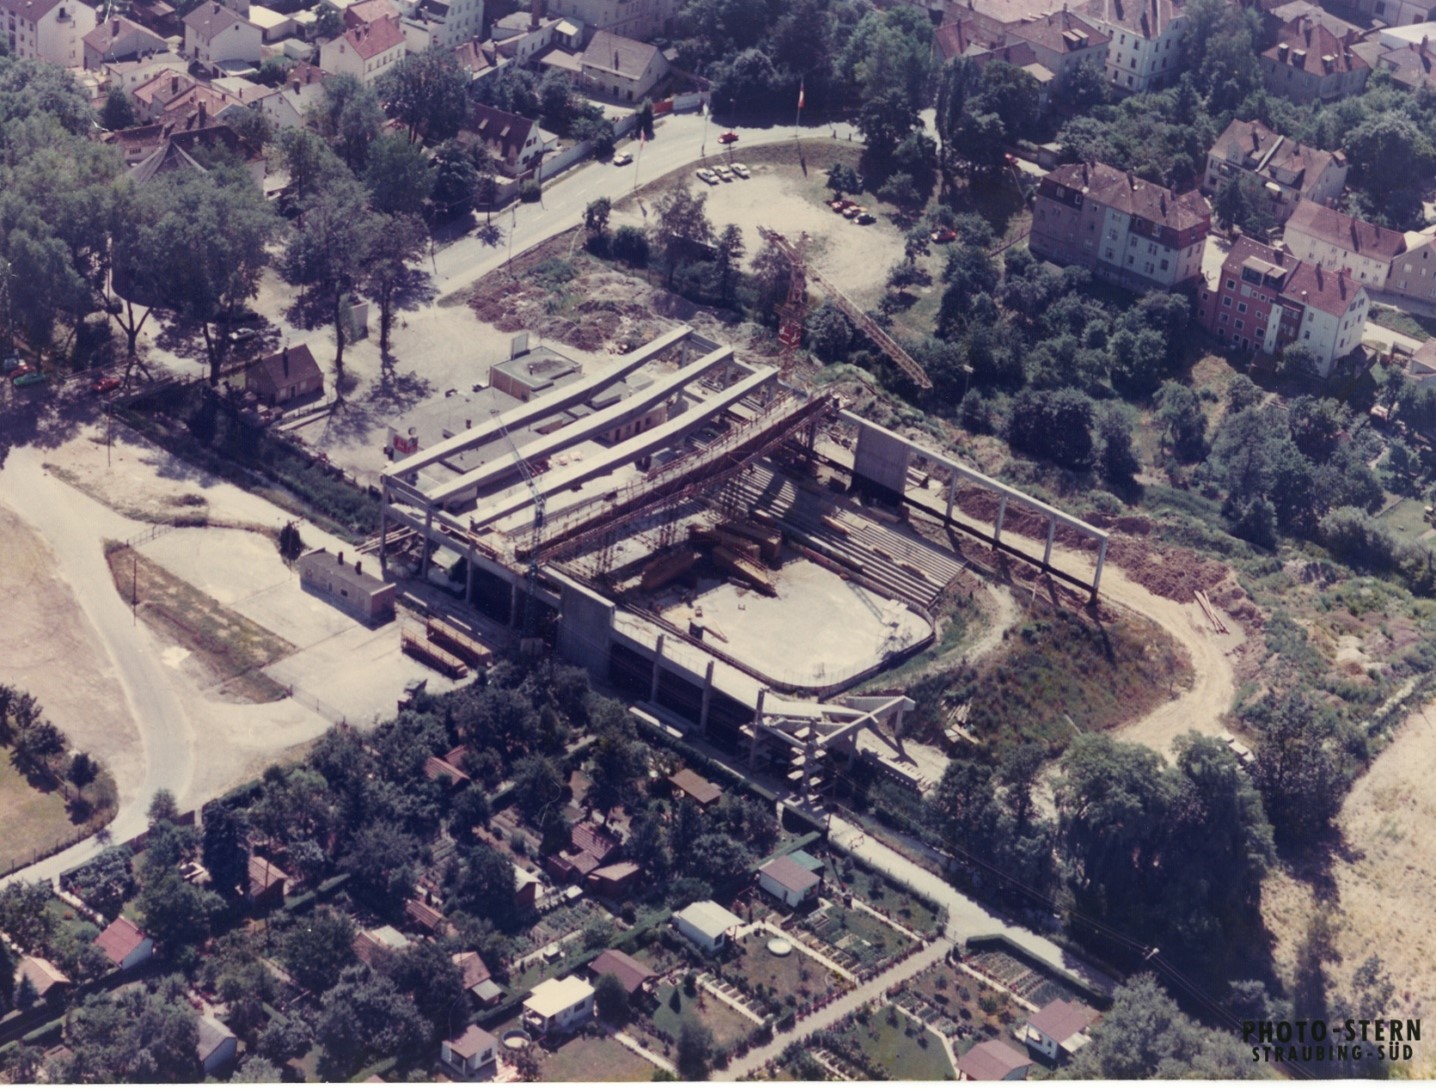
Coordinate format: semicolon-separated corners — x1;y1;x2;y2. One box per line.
831;1007;955;1080
539;1033;657;1082
0;758;84;874
650;982;756;1050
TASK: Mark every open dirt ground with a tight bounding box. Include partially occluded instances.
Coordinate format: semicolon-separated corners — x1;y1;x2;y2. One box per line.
1263;702;1436;1073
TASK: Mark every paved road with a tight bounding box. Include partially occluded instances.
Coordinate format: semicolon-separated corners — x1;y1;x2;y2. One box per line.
0;450;196;885
432;112;861;297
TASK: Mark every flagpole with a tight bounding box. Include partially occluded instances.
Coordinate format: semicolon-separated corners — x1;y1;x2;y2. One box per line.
795;80;804;143
633;127;643;192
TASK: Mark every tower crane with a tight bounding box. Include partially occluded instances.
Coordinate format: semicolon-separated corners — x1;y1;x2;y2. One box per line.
758;226;933;391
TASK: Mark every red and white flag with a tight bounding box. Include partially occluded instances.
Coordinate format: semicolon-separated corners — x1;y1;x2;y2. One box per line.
797;81;805;110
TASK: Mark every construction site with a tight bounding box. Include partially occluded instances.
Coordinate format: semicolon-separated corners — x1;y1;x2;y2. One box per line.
378;318;1111;808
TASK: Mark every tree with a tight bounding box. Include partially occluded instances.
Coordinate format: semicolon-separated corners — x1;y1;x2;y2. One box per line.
100;84;136;131
147;789;179;827
363;133;434;217
1344;113;1436;220
280;908;357;993
653;182;714;287
280;173;381;391
804;302;851;362
712;223;744;306
511;754;567;830
1069;975;1252;1078
1212;173;1272;237
584;197;611;239
451;839;520;929
137;873;223;950
431;139;480;218
826;163;861;196
636;99;655;140
363;212;428;354
235;1056;284;1083
65;981;202;1083
309;73;383;172
1006;388;1095;469
315;969;426;1077
343;821;419;912
676;1016;714;1080
587;733;647;818
1155;381;1207;462
201;803;249;900
11;717;64;779
1095;401;1141;488
67;751;98;793
0;883;53;954
378;49;470;144
384;940;468;1042
594;972;632;1026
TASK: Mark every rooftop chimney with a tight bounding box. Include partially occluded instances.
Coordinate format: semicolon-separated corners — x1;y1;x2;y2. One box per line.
282;346;290;376
355;560;362;574
112;17;119;31
530;0;540;30
337;550;345;564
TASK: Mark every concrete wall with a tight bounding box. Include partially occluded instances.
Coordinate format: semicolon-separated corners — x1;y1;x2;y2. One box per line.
556;577;614;673
851;420;910;495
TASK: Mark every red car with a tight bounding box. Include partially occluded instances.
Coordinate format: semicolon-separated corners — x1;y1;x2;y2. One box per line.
92;375;121;394
718;131;739;145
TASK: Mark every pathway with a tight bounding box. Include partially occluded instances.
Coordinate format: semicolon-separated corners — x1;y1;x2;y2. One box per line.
610;1029;676;1075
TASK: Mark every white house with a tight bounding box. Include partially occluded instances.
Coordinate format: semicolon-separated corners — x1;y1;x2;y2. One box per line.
756;856;820;909
673;900;742;953
580;29;668;102
522;976;595;1038
93;916;154;971
1387;232;1436;307
1020;998;1096;1060
318;14;405;83
183;1;261;66
546;0;679;41
411;0;480;50
196;1014;238;1075
441;1024;499;1075
82;14;167;67
464;101;556;176
1;0;96;68
1282;201;1408;290
1080;0;1185;92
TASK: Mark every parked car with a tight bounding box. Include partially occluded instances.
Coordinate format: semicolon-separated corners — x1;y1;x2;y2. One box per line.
226;326;259;343
715;166;733;182
613;151;633;166
830;199;852;213
92;374;122;394
842;204;863;219
718;131;739;145
12;371;47;388
855;212;876;225
730;162;750;179
930;227;957;243
695;168;718;185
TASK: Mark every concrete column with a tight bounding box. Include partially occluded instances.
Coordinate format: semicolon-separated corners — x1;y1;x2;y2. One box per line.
680;337;689;369
699;659;715;733
465;547;475;604
509;581;521;627
649;634;665;703
378;506;387;571
750;688;766;766
993;495;1008;544
1093;536;1109;598
1043;516;1056;568
421;508;434;578
945;476;956;523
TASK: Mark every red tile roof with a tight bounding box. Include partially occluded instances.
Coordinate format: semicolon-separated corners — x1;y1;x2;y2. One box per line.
588;948;655;996
1286;200;1407;260
404;897;450;933
1263;19;1366;76
1029;998;1096;1044
956;1038;1032;1080
183;2;250;41
1042;161;1210;232
248;855;288;898
1080;0;1179;39
571;822;620;862
343;0;398;28
668;768;721;806
452;950;492;989
424;755;471;785
339;15;404;60
94;917;149;965
581;29;662;81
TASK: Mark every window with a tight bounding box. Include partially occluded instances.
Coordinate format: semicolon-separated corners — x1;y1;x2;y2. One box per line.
1238;302;1248;313
1236;319;1245;330
1303;330;1311;340
1222;296;1231;307
1219;313;1228;324
1160;258;1169;271
1225;278;1236;290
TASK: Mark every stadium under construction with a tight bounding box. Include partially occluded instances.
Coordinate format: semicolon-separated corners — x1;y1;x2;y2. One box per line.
377;326;1109;804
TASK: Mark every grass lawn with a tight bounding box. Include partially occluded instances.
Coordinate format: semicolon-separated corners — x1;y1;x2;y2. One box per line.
1380;497;1434;542
1370;304;1436;342
729;933;848;1008
539;1033;657;1082
829;864;942;937
103;541;294;703
650;982;756;1049
833;1006;955;1080
0;758;84;873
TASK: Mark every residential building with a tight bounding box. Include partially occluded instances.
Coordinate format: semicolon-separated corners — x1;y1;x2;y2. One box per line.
757;855;821;908
588;860;641;899
441;1025;499;1076
342;0;398;28
463;102;557;175
16;957;71;1003
353;924;411;965
299;548;397;625
246;4;294;42
452;37;500;81
318;15;405;83
523;976;595;1037
1029;160;1211;292
245;344;324;406
1203;118;1348;223
1345;0;1436;27
490;9;559;63
83;15;166;67
587;948;657;998
101;51;187;92
183;2;262;67
1258;17;1369;103
546;0;679;41
1019;998;1097;1060
933;7;1108;93
1196;236;1369;373
409;0;481;49
580;29;668;101
673;900;742;953
955;1038;1032;1080
128;0;180;37
247;855;288;908
256;60;327;129
196;1015;238;1076
93;917;153;970
1;0;96;68
1282;200;1407;288
1385;231;1436;305
1078;0;1184;92
453;950;503;1006
1359;36;1436;89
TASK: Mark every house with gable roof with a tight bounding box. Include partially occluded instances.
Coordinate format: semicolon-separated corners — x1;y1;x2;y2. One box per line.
183;1;261;67
1203;118;1348;223
0;0;95;67
580;28;668;101
318;14;405;83
463;101;557;175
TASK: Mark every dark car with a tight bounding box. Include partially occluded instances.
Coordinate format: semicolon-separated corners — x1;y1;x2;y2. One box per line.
718;131;739;145
92;375;122;394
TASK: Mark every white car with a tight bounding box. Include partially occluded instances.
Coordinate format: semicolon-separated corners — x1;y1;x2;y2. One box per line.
715;166;734;182
613;151;633;166
730;162;750;179
695;168;718;185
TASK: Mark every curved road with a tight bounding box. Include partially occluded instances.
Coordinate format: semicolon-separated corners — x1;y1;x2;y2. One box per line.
1;450;196;886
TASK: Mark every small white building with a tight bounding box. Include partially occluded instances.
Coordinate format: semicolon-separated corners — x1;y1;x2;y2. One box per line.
441;1023;499;1075
196;1014;238;1075
756;856;820;909
523;976;595;1038
673;900;742;953
580;28;668;102
1019;998;1096;1061
956;1038;1032;1081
